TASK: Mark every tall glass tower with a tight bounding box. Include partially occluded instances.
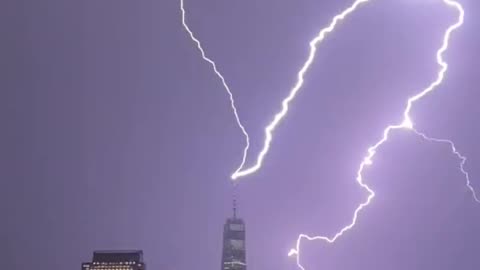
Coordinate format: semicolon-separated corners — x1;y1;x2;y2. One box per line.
221;200;246;270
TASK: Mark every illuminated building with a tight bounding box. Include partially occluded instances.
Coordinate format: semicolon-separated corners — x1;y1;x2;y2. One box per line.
81;250;146;270
221;200;246;270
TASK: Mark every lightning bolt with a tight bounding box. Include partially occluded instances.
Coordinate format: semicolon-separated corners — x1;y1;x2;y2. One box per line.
286;1;477;269
414;129;480;204
180;0;251;176
181;0;478;269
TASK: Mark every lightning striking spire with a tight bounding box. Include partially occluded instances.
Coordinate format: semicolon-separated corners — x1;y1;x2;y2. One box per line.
180;0;369;180
181;0;477;269
230;0;370;180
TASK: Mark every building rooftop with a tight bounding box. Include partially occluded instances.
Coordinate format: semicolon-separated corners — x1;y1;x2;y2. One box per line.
92;250;144;263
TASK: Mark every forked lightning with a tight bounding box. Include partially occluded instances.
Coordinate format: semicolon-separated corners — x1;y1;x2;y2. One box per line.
180;0;478;269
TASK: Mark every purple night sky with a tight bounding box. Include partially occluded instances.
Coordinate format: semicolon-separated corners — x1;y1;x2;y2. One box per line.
2;0;480;269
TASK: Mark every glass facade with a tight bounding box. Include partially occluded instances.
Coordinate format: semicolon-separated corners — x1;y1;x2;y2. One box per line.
221;217;246;270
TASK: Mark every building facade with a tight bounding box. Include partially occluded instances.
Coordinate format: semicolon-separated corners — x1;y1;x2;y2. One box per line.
221;202;246;270
82;250;146;270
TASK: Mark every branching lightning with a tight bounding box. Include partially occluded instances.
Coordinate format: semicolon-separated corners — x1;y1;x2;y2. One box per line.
414;129;480;204
181;0;478;269
286;1;477;269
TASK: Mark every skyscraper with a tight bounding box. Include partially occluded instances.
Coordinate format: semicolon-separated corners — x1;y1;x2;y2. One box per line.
81;250;146;270
221;200;247;270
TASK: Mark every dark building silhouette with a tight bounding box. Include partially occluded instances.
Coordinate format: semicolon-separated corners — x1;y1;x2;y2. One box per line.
221;200;246;270
82;250;146;270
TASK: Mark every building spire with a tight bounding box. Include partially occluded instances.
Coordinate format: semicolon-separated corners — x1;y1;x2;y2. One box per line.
233;198;237;218
232;182;238;218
